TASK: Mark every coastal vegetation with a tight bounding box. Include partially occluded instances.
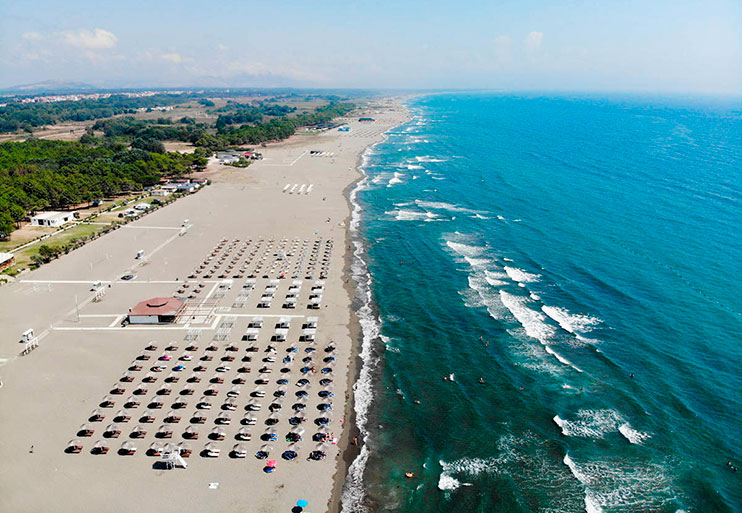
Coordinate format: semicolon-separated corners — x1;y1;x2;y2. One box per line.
197;102;355;149
88;101;355;150
0;139;205;237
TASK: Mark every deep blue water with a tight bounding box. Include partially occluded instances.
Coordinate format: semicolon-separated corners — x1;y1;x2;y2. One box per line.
344;94;742;513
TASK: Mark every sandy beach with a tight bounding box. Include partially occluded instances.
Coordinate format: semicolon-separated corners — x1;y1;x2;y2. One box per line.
0;99;409;513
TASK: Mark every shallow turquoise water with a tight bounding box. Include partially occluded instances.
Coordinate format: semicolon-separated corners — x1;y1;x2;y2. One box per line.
347;93;742;512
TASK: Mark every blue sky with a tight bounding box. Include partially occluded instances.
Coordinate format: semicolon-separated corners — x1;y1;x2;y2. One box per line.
1;0;740;93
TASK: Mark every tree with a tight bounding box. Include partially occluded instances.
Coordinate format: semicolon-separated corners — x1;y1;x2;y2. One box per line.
38;245;57;262
0;212;14;239
131;138;165;154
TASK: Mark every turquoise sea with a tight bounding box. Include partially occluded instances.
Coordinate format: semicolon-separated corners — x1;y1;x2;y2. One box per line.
342;94;742;512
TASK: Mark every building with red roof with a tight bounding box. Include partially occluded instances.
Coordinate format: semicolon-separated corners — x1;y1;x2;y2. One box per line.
127;297;184;324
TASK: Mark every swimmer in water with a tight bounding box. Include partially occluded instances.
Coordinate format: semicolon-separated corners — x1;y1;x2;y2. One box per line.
478;377;485;384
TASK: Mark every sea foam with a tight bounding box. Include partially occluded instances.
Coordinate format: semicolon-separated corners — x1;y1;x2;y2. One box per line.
542;305;601;334
504;266;541;284
498;291;555;344
554;409;650;443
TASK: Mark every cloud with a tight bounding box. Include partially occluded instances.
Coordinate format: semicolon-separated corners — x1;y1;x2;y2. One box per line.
525;31;544;53
62;28;118;50
22;32;42;41
161;53;183;64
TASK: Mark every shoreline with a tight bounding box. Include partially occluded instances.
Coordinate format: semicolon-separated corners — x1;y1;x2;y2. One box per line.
330;101;413;513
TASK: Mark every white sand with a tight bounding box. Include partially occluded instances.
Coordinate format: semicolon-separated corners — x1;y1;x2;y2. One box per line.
0;101;410;513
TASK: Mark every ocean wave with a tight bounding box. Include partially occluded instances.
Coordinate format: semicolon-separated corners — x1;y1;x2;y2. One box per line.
415;155;447;162
440;434;589;510
545;345;583;372
512;338;563;375
465;256;490;267
563;453;677;512
437;473;463;491
485;276;508;287
415;200;484;215
484;270;508;286
459;286;485;309
385;209;439;221
387;172;404;187
619;422;652;444
553;409;650;443
438;457;495;493
542;305;602;334
445;240;485;259
504;266;541;284
499;291;555;344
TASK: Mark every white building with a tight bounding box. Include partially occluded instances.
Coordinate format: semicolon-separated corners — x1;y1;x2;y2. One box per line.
152;189;171;197
0;252;14;271
176;183;198;193
30;211;74;227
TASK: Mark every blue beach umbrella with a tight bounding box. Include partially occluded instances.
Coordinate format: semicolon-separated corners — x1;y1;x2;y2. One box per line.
297;500;308;507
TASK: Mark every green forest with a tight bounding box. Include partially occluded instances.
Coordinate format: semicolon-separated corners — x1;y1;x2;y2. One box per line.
0;140;205;237
198;102;355;149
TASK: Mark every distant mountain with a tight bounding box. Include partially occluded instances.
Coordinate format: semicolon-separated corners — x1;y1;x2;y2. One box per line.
0;80;99;96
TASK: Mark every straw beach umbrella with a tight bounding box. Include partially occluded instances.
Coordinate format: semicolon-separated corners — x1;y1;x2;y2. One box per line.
236;427;251;441
119;441;136;455
92;439;109;454
204;442;220;457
